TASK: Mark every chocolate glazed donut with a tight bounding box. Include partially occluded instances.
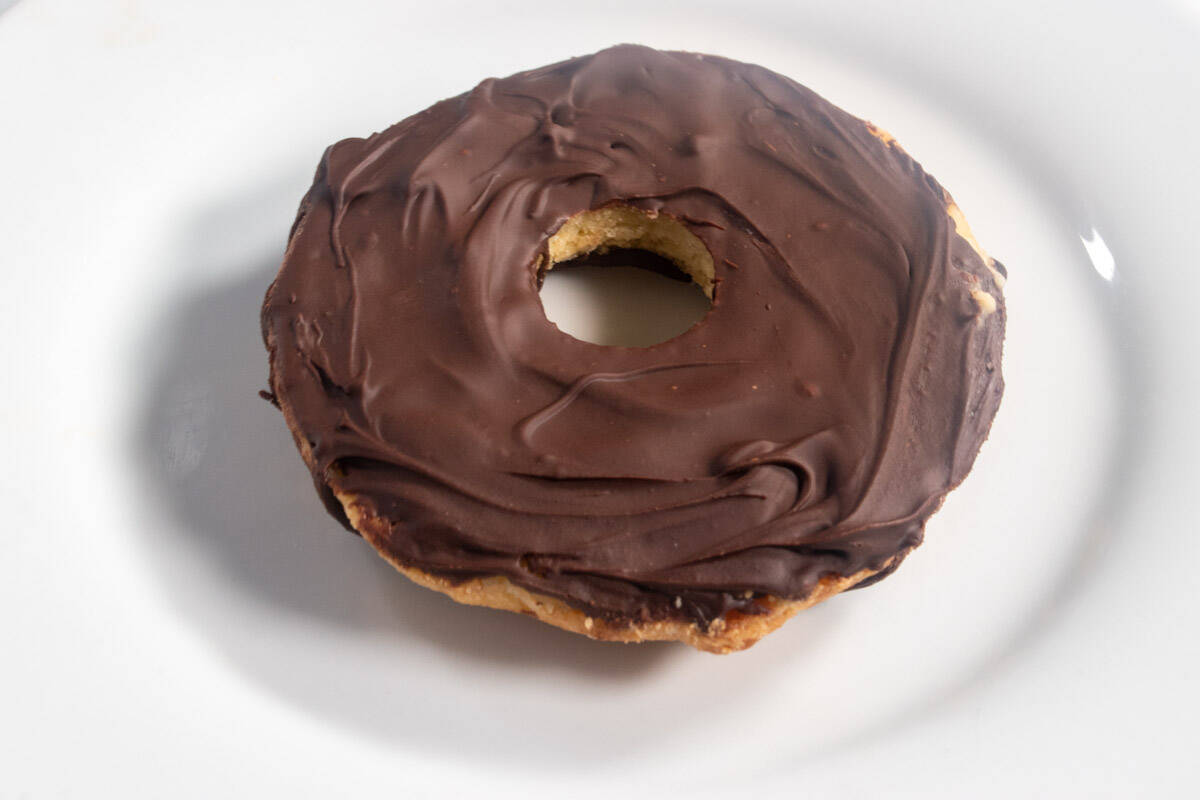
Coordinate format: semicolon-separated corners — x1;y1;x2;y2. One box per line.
261;45;1006;653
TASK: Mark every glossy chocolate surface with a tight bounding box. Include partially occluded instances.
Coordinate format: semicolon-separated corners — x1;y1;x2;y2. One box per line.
262;45;1006;627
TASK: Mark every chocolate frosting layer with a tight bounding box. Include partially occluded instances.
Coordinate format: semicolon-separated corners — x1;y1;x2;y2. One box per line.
262;45;1006;628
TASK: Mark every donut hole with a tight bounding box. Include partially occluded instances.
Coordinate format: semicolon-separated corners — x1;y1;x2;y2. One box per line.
538;205;714;346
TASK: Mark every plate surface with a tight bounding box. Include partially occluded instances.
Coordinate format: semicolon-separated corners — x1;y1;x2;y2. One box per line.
2;0;1198;796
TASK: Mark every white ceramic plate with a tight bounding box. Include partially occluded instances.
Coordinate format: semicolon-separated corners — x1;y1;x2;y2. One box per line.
3;0;1198;796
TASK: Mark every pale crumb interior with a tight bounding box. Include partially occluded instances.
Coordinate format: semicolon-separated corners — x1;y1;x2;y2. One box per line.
547;205;715;298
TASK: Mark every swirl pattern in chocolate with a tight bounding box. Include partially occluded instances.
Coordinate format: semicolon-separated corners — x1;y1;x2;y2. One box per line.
261;45;1006;629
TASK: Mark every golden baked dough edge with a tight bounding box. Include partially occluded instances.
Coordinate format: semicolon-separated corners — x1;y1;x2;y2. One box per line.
264;123;1001;655
342;489;899;655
